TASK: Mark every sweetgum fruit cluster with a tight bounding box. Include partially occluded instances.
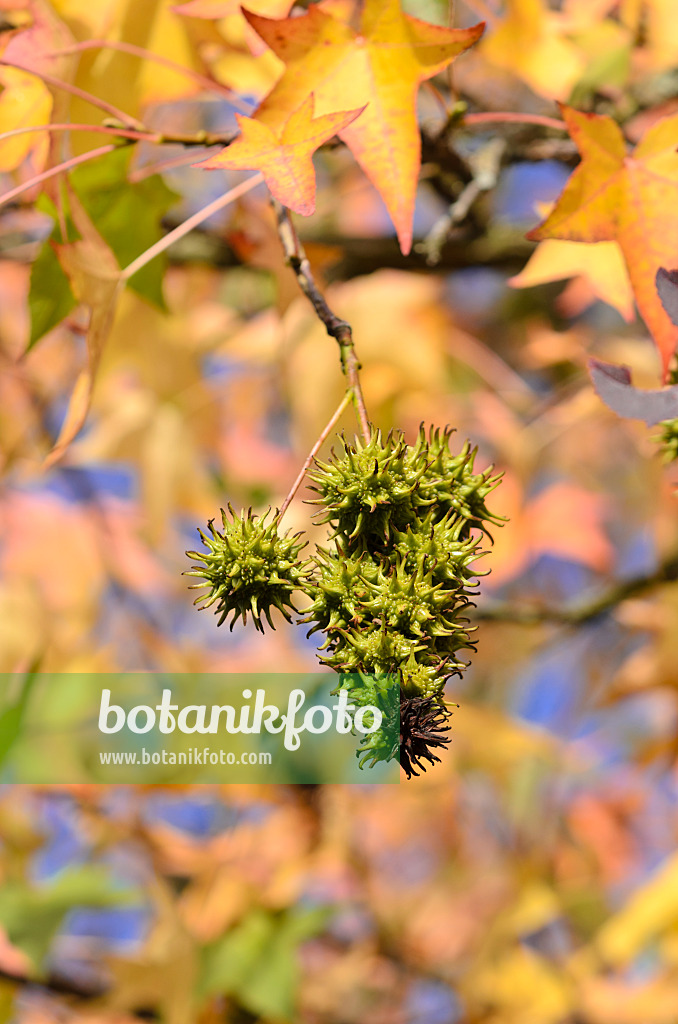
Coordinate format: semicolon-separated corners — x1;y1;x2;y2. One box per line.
185;426;501;778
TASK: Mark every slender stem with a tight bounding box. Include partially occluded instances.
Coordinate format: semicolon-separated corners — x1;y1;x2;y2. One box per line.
476;550;678;625
0;143;116;208
128;150;211;183
121;172;263;280
0;122;156;145
0;965;103;1001
418;135;505;265
272;199;370;442
423;80;451;119
0;59;145;130
47;39;252;113
278;393;351;521
463;111;567;131
446;0;458;99
0;121;235;149
461;0;498;24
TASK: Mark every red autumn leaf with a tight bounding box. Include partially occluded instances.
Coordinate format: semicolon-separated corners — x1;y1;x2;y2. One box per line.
243;0;484;254
195;93;364;216
528;105;678;379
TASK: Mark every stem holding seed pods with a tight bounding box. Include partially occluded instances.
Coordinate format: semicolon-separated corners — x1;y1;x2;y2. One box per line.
272;199;370;443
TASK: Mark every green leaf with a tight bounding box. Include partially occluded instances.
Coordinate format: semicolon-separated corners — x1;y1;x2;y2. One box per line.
69;148;178;310
0;672;38;768
29;239;78;348
0;866;138;969
27;150;178;346
28;197;77;350
401;0;449;26
197;906;331;1020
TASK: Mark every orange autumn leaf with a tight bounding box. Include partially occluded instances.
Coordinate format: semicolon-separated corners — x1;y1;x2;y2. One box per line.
243;0;484;254
195;94;364;215
529;105;678;377
509;238;634;321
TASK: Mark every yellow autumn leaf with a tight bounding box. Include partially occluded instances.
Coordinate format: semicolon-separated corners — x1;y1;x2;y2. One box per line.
0;68;51;173
462;946;573;1023
480;0;584;100
137;1;200;103
509;238;635;321
642;0;678;72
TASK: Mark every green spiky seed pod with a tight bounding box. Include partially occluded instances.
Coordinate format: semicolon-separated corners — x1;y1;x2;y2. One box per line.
409;425;504;533
394;510;487;590
301;544;381;640
308;428;433;543
185;505;310;632
320;622;424;675
357;556;476;643
657;418;678;463
399;652;448;700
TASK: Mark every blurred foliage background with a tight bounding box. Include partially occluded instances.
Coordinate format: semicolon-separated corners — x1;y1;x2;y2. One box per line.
2;0;678;1020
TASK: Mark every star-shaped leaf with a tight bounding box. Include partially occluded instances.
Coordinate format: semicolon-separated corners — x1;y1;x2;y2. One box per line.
509;238;634;321
529;105;678;377
243;0;484;253
480;0;584;101
195;93;364;215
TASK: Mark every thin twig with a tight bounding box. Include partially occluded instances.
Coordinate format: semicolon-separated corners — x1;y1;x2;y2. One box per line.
417;136;505;265
278;392;351;521
128;149;213;182
0;143;116;209
0;59;145;130
0;965;105;1001
272;199;370;442
475;551;678;625
462;111;568;131
0;117;234;152
460;0;499;24
121;172;263;279
0;122;155;145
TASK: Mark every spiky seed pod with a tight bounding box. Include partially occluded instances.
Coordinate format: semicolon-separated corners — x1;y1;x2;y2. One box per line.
357;556;477;645
301;544;381;640
400;652;449;700
657;418;678;463
308;428;432;543
409;425;504;533
394;510;487;591
320;622;424;674
399;694;453;779
184;505;310;632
